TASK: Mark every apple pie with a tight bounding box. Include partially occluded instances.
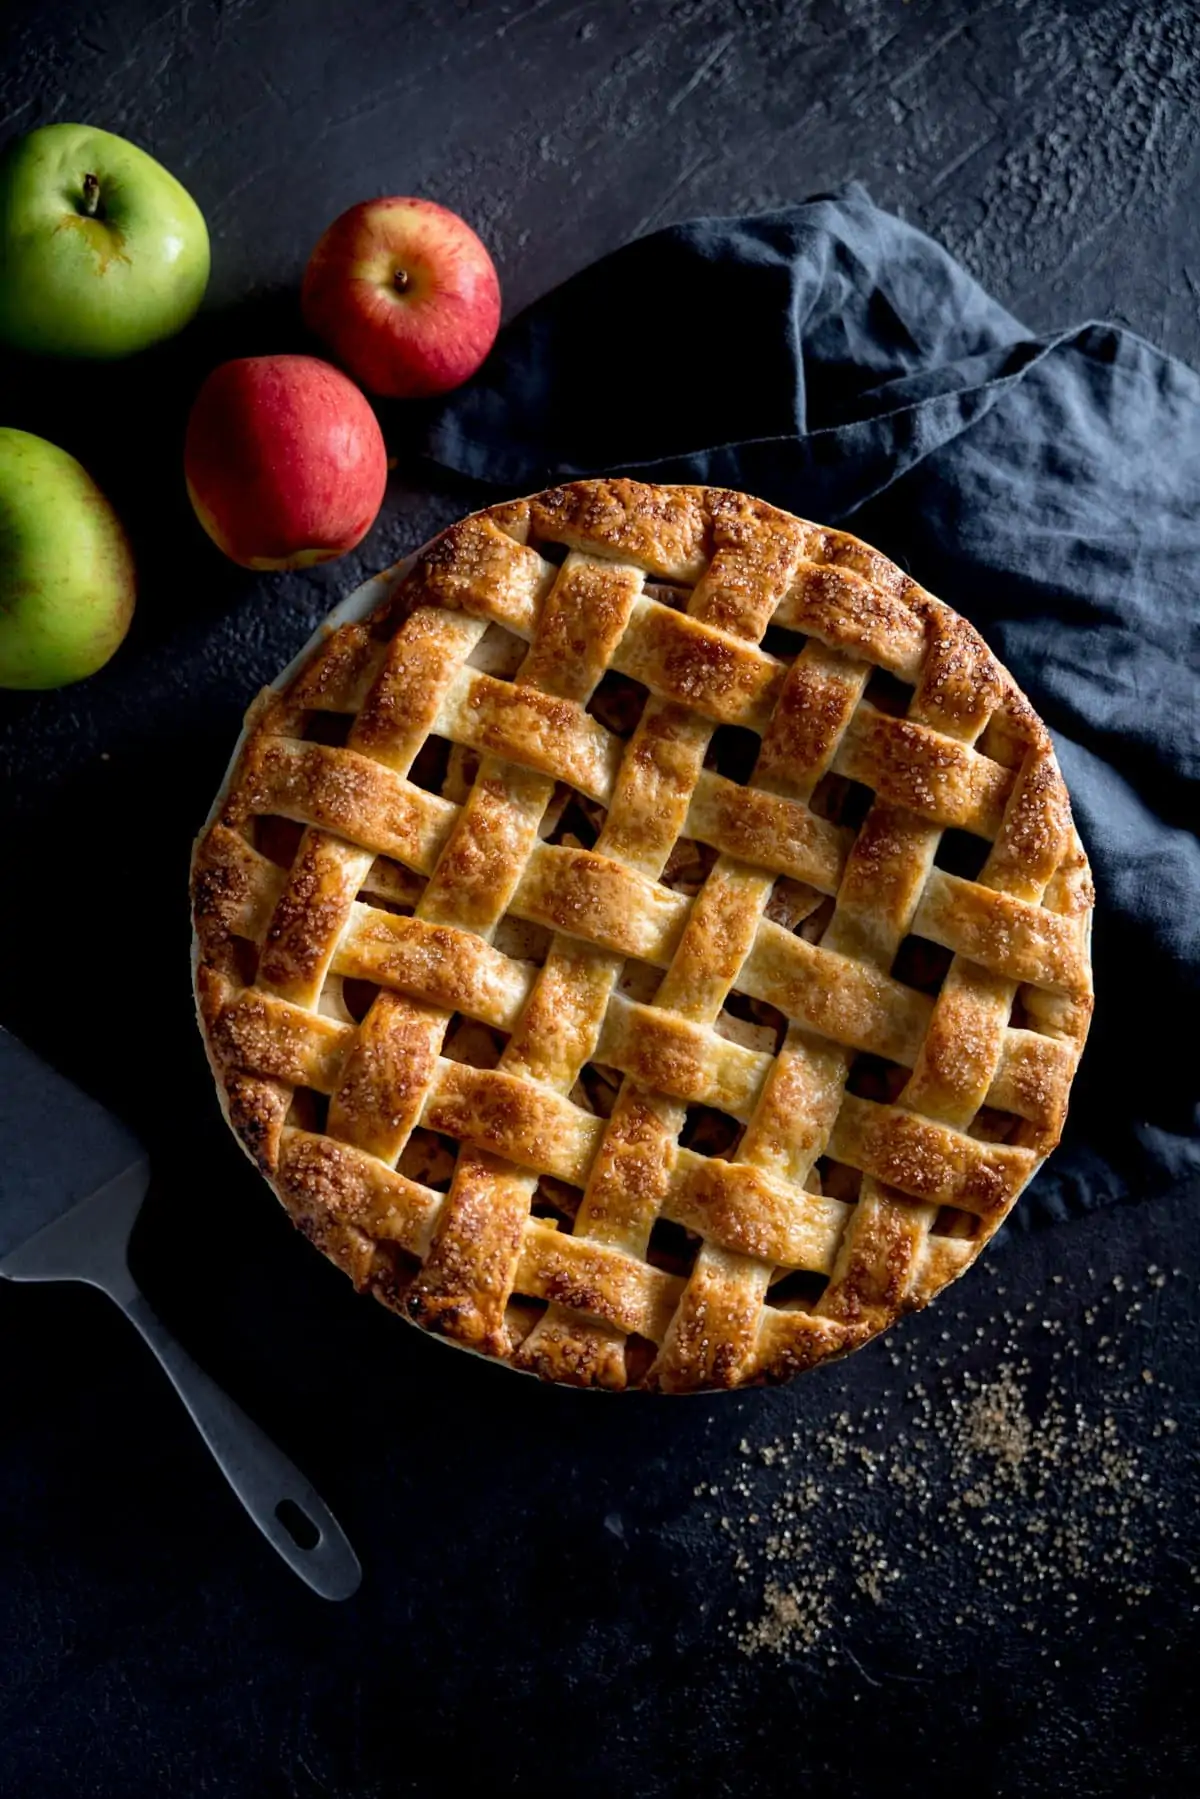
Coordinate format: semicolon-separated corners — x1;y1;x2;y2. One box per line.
192;480;1093;1391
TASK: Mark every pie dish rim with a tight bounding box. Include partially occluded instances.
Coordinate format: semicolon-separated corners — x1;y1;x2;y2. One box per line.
191;480;1095;1393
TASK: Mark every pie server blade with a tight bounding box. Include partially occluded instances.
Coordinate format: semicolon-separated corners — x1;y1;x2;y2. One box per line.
0;1026;361;1601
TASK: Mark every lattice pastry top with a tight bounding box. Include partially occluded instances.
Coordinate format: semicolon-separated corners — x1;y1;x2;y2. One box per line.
192;480;1093;1392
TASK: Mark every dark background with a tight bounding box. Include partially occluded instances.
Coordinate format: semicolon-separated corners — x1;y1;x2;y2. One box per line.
1;2;1198;1795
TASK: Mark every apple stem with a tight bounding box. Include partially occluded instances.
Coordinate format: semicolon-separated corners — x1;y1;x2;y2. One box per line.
393;268;411;294
81;173;102;218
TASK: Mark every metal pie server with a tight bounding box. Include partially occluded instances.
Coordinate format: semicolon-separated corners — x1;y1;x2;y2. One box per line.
0;1026;361;1600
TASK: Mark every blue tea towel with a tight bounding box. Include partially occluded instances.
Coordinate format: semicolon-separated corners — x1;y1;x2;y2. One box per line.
422;185;1200;1224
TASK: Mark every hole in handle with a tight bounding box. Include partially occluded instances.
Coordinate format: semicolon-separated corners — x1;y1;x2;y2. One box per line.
275;1498;321;1551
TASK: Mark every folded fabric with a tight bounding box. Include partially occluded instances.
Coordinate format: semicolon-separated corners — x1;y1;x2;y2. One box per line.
421;184;1200;1224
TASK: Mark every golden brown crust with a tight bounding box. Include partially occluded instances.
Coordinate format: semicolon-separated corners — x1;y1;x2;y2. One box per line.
192;479;1093;1392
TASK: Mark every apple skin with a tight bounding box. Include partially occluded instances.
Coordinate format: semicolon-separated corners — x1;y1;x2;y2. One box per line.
184;355;389;571
0;428;136;690
301;197;500;399
0;123;210;359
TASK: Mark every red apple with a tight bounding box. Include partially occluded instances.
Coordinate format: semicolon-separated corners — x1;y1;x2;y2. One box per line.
301;198;500;399
185;354;387;570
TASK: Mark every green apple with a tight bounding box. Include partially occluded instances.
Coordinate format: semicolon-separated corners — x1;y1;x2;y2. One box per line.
0;124;210;359
0;428;136;689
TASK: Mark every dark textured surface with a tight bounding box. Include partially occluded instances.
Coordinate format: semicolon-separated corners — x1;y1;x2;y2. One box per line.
1;3;1198;1795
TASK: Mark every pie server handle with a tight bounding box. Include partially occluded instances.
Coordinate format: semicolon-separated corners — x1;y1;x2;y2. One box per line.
117;1283;362;1601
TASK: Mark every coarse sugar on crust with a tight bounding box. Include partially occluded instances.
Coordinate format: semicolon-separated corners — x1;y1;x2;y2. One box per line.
192;480;1093;1392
